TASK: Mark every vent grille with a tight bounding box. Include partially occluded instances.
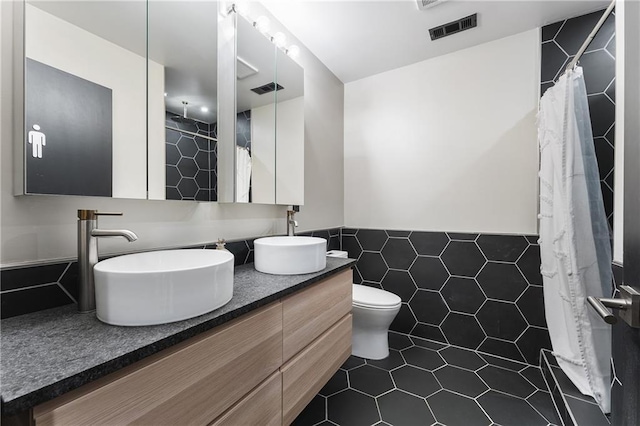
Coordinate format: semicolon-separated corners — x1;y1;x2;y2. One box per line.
237;56;258;80
250;82;284;95
416;0;450;10
429;13;477;40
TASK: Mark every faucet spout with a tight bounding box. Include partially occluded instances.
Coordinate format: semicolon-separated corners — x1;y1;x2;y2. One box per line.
287;209;299;236
91;229;138;242
77;210;137;313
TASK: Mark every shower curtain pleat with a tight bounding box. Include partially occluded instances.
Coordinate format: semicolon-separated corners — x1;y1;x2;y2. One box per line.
538;67;612;413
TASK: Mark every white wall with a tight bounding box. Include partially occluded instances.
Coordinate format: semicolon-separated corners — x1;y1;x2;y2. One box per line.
25;5;164;200
0;2;344;266
613;0;625;264
247;96;304;205
251;102;276;204
148;66;167;201
344;29;540;235
276;96;304;205
300;50;345;231
621;0;640;268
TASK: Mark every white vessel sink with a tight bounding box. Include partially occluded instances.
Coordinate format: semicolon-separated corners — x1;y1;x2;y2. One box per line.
254;236;327;275
94;249;234;326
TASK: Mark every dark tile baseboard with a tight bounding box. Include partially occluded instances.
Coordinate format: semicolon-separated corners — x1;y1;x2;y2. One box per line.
540;349;609;426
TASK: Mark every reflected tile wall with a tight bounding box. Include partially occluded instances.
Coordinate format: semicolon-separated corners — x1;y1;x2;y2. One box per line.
165;112;217;201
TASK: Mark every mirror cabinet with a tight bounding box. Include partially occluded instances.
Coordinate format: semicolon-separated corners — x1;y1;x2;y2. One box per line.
22;1;148;199
218;7;304;205
148;2;219;202
18;1;304;206
232;15;277;204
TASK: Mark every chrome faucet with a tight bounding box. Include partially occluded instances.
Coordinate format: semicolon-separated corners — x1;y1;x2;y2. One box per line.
287;209;299;236
77;209;138;313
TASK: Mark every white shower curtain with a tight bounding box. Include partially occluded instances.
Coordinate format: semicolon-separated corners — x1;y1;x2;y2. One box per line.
538;67;612;413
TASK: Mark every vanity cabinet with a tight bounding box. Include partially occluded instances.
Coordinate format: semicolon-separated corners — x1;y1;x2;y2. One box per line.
31;270;353;426
33;302;284;426
282;269;352;362
211;371;282;426
281;269;353;424
282;315;352;424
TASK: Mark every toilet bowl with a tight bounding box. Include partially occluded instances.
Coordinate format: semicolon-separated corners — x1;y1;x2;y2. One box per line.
352;284;402;360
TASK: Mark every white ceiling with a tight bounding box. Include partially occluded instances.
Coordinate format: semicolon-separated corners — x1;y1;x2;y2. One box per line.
263;0;611;83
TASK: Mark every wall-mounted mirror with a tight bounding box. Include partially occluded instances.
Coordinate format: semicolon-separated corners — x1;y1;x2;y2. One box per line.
21;1;302;205
274;44;304;206
22;1;149;199
235;15;277;203
148;2;218;202
222;10;305;205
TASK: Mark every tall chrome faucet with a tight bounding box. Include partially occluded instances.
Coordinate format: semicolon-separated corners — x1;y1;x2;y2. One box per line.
77;209;138;313
287;208;299;236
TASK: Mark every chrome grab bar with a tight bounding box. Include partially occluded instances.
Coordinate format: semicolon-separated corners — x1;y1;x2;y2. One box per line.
587;285;640;328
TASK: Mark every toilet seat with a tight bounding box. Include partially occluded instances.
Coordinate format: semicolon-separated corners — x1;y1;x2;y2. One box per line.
353;284;402;310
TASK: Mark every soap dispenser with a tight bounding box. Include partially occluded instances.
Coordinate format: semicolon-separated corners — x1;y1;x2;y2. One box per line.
216;238;230;252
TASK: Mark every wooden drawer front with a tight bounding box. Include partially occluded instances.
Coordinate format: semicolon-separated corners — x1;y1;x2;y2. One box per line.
210;371;282;426
34;302;283;426
281;314;352;425
282;269;352;361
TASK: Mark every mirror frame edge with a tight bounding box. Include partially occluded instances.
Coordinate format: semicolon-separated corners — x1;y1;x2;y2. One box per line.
216;8;237;203
13;1;25;196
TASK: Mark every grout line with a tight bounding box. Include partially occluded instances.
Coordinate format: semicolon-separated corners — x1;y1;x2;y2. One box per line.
56;262;73;283
564;394;602;407
526;390;560;425
542;350;578;426
0;282;58;294
473;390;496;424
56;282;77;304
400;330;538;370
541;360;567;426
372;393;383;423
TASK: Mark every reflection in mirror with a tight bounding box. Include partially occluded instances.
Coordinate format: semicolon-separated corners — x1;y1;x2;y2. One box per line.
275;47;304;205
148;2;218;202
235;15;277;204
23;1;149;199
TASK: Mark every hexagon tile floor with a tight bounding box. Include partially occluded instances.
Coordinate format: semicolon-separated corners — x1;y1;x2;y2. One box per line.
292;332;561;426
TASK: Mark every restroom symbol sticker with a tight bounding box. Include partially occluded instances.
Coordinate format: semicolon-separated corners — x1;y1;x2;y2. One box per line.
28;124;46;158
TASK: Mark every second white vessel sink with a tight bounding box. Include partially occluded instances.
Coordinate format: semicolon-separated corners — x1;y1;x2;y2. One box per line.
254;236;327;275
94;249;234;326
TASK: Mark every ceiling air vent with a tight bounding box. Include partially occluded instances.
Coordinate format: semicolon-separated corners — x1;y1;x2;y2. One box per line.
416;0;450;10
429;13;478;41
237;56;258;80
250;82;284;95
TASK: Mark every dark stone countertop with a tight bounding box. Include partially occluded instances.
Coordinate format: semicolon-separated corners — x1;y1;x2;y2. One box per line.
0;257;356;415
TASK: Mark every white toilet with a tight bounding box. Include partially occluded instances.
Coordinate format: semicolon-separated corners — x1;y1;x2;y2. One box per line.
352;284;402;360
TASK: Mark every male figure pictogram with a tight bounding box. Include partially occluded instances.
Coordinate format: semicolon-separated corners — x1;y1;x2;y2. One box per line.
28;124;46;158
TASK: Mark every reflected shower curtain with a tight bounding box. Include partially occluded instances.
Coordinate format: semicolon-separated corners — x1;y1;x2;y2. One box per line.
538;67;612;412
236;146;252;203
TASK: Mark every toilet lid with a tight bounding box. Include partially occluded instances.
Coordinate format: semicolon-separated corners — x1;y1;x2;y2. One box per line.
353;284;402;309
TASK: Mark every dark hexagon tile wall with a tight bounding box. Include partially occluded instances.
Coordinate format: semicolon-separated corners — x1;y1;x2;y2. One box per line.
343;228;550;366
541;9;616;229
236;110;251;150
